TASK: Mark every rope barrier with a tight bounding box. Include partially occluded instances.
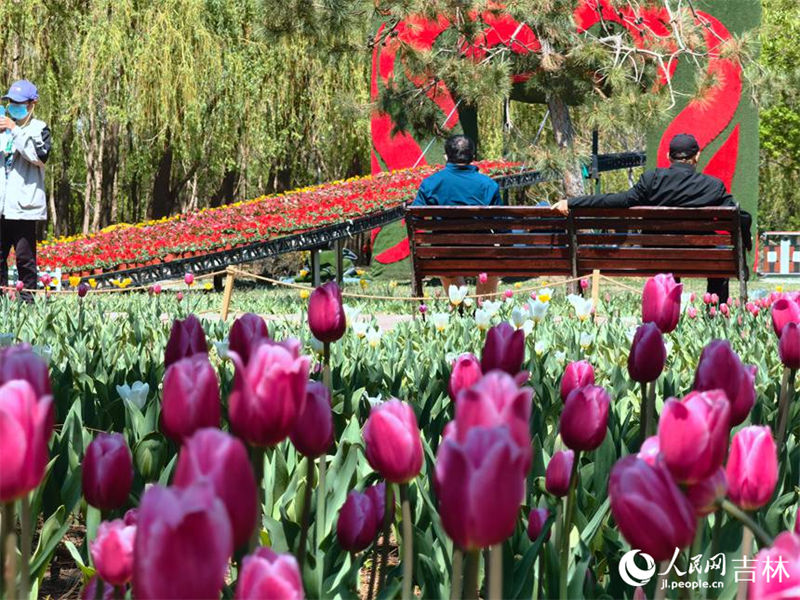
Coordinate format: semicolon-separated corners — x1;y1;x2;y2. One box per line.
597;275;642;294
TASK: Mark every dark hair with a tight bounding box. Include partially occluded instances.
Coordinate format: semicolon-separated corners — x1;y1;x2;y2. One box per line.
444;135;475;164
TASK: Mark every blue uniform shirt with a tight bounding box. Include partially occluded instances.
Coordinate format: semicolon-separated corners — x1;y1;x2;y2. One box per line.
411;163;502;206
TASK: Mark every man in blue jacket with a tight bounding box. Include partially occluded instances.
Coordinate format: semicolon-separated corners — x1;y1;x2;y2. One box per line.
412;135;501;295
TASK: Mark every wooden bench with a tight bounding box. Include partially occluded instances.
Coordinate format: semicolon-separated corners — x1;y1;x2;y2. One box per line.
405;205;748;299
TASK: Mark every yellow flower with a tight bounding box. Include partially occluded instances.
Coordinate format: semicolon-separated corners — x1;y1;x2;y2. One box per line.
356;269;365;276
110;279;120;288
389;280;397;288
299;269;309;278
514;282;522;289
299;289;310;300
776;285;784;293
360;279;368;290
121;278;132;288
88;278;98;289
69;275;81;288
204;282;213;291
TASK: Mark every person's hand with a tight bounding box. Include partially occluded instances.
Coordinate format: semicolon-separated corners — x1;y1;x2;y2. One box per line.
553;200;569;215
0;116;15;131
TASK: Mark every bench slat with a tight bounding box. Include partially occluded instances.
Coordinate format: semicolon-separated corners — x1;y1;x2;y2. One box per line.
573;218;736;232
577;248;734;261
577;233;733;247
572;207;739;219
409;220;569;232
416;258;573;272
416;246;571;259
415;232;569;246
579;258;737;273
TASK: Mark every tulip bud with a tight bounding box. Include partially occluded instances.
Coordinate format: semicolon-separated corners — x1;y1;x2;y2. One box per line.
560;361;595;402
449;353;483;401
177;291;184;301
308;281;346;343
337;489;379;553
702;293;711;304
545;450;574;497
0;343;52;400
363;399;423;483
627;323;666;383
184;272;194;286
559;386;610;452
709;306;717;317
504;289;513;299
693;340;756;426
364;482;392;526
134;483;233;599
726;426;778;510
164;314;208;368
711;293;719;305
123;508;138;526
690;293;696;303
90;519;136;586
0;381;53;502
637;436;660;466
685;468;727;516
161;354;221;443
609;456;696;561
152;284;162;295
642;274;683;333
771;298;800;337
418;304;427;314
81;576;114;600
720;303;729;316
478;272;488;284
435;425;526;550
82;433;133;511
290;381;334;458
229;313;269;366
481;322;525;376
15;280;24;291
235;547;304;600
173;428;258;549
658;390;730;484
779;322;800;370
78;283;89;298
750;532;800;600
527;508;550;542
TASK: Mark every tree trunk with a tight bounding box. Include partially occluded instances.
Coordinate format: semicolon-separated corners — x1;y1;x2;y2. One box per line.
547;93;585;198
91;122;106;232
151;141;174;219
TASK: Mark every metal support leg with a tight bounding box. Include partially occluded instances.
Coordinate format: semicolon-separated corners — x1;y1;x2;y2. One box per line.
310;249;321;287
336;240;344;285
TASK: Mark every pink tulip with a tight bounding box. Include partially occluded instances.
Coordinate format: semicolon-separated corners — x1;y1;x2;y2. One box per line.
481;322;525;376
709;306;717;317
235;547;304;600
504;289;513;299
229;313;270;366
435;425;526;550
308;281;346;343
637;436;660;466
560;361;594;402
176;291;184;301
449;353;483;402
0;380;53;502
527;508;550;542
81;576;114;600
160;354;221;443
228;340;310;447
336;489;379;553
693;340;756;426
364;482;392;526
703;293;711;304
690;293;696;303
749;532;800;600
720;303;730;316
184;272;194;286
609;456;696;561
685;468;727;517
711;293;719;305
173;428;257;549
726;426;778;511
90;519;136;586
687;306;698;319
133;482;233;599
746;302;758;316
559;385;610;452
779;323;800;370
15;280;24;292
152;284;162;295
658;390;730;484
290;381;334;458
580;278;589;290
772;298;800;337
642;274;683;333
82;432;134;511
0;343;52;400
164;314;208;368
545;450;574;497
363;399;423;483
418;304;427;314
627;323;666;383
478;272;488;284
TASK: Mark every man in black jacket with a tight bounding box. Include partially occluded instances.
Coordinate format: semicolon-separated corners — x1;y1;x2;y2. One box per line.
553;134;751;303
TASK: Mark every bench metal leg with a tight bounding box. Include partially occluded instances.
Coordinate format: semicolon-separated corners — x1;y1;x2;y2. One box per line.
310;249;321;287
335;240;344;285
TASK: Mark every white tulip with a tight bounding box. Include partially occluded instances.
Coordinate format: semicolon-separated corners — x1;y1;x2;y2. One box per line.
117;381;149;412
352;321;370;338
511;306;528;329
366;328;382;348
432;313;450;332
528;299;549;322
482;300;503;316
475;309;492;331
448;285;469;306
534;340;548;356
580;332;595;349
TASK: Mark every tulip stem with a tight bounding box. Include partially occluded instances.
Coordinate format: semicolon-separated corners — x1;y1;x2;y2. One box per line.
463;550;480;600
559;450;581;600
737;528;753;600
367;542;379;600
316;456;327;547
721;500;773;547
400;484;413;600
378;485;394;591
297;458;314;573
20;495;31;599
249;446;266;550
654;562;668;600
0;502;13;598
776;368;797;452
489;544;502;600
450;548;463;600
323;342;332;390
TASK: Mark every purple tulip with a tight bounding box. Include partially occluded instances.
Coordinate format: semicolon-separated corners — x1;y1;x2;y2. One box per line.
545;450;574;497
637;436;660;467
78;283;89;298
363;399;423;483
693;340;756;426
771;298;800;337
449;353;483;401
235;547;304;600
481;322;525;376
90;519;136;586
160;354;221;443
336;489;379;553
559;385;610;452
726;426;778;511
229;313;269;366
779;323;800;370
290;381;334;458
308;281;346;343
81;576;114;600
627;323;666;383
560;361;594;402
82;433;134;511
527;508;551;542
364;482;392;526
642;273;683;333
685;468;727;517
0;343;52;400
164;314;208;368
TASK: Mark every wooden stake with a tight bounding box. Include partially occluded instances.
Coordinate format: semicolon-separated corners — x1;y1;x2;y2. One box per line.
220;268;236;321
591;269;600;322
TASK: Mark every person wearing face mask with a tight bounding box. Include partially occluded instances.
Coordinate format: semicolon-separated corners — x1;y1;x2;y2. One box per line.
0;79;51;303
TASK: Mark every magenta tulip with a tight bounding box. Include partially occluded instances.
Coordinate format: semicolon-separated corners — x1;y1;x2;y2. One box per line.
435;425;526;550
290;381;334;458
779;322;800;370
527;508;550;542
160;354;221;443
642;273;683;333
0;343;52;400
693;340;757;426
545;450;574;497
90;519;136;586
560;360;595;402
609;456;696;561
796;509;800;535
228;340;310;447
771;298;800;337
81;576;114;600
685;468;727;517
726;426;778;511
363;399;423;483
658;390;730;484
0;380;53;502
133;482;233;599
449;353;483;401
336;489;379;553
481;322;525;376
164;314;208;368
637;436;660;466
123;508;138;526
365;482;392;526
308;281;346;343
559;385;610;452
627;323;667;383
235;547;304;600
229;313;269;366
173;428;257;549
750;532;800;600
82;433;133;511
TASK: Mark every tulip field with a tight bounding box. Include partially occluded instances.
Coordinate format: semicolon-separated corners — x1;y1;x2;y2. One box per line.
1;276;800;600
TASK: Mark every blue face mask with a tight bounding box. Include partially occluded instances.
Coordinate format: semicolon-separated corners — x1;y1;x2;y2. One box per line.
7;103;29;121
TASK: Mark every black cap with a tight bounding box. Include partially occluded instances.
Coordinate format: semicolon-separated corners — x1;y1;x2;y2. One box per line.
669;134;700;159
